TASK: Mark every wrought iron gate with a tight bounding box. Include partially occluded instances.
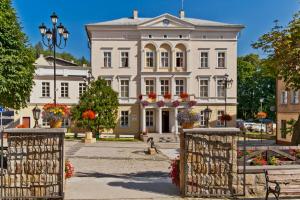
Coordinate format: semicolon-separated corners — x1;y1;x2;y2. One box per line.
182;128;245;198
1;128;65;199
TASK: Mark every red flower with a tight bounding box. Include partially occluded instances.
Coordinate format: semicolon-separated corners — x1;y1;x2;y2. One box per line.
164;93;172;99
138;94;143;100
148;92;157;100
180;92;189;99
82;110;96;120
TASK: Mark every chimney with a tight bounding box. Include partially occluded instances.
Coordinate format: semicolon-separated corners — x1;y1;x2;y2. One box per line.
179;10;185;19
133;9;138;19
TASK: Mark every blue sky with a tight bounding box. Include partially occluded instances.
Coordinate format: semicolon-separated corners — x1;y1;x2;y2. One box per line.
13;0;299;60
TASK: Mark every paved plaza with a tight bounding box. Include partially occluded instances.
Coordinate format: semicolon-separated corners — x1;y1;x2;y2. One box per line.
64;140;181;200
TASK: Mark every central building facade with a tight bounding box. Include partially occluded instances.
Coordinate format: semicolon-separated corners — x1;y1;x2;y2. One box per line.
86;10;243;136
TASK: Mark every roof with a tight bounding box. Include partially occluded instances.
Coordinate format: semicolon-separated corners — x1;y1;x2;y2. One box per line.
86;13;243;28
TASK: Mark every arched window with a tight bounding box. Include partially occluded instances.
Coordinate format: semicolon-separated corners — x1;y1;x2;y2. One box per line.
175;44;186;68
144;44;156;67
160;44;171;68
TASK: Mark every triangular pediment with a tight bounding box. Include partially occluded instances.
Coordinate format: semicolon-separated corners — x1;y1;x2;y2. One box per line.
138;14;195;30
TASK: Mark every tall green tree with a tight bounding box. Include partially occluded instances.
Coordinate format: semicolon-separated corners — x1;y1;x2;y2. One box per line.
237;54;276;120
253;12;300;144
71;78;119;134
0;0;35;109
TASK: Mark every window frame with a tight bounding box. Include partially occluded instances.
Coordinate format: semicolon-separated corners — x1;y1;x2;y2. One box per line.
79;82;87;97
42;82;50;97
199;78;209;98
199;111;205;127
217;110;225;127
120;79;130;98
160;51;169;68
291;90;299;104
120;110;129;128
200;51;209;68
216;78;225;98
145;79;155;95
175;79;185;95
146;110;154;127
146;51;154;67
176;51;184;68
281;120;287;138
281;91;288;104
217;51;226;68
103;51;112;68
120;51;129;68
60;82;69;98
160;79;170;95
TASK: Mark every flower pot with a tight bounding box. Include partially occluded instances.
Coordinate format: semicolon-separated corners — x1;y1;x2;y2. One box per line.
164;98;171;103
50;120;62;128
182;122;194;129
147;98;155;103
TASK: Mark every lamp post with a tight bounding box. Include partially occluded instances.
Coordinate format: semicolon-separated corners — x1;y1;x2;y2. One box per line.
84;70;95;85
220;73;233;127
39;12;69;106
32;105;41;128
260;98;264;143
203;106;212;128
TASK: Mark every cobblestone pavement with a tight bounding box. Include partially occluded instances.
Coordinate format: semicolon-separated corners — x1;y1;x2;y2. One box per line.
64;141;181;200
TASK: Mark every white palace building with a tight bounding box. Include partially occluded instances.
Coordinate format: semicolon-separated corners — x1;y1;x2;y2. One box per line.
86;10;244;136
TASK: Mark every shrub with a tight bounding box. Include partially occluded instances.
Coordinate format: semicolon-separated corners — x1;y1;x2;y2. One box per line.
169;157;180;187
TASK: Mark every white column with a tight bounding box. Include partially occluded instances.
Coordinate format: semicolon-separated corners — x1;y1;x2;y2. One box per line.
172;50;176;72
171;76;176;98
156;77;160;96
174;107;178;134
141;49;145;70
142;108;146;132
141;76;145;95
156;50;160;71
186;77;190;95
157;108;162;134
186;49;191;72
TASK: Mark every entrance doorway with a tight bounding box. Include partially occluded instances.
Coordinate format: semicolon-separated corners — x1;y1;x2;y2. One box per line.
162;111;169;133
22;117;30;128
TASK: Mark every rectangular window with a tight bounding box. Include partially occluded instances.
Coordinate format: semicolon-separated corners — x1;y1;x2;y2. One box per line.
120;111;129;128
175;79;185;95
160;80;169;95
79;82;87;97
199;111;205;126
200;79;209;97
217;79;225;97
281;120;287;138
120;80;129;98
281;91;288;104
146;110;154;127
200;52;209;68
105;79;112;87
161;52;169;67
291;90;299;104
145;79;155;95
42;118;49;127
42;82;50;97
61;82;69;98
104;52;111;68
176;52;184;67
217;52;226;68
146;52;154;67
121;52;129;68
217;110;225;127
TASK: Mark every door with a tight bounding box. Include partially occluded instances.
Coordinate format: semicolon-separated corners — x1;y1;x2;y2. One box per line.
22;117;30;128
162;111;170;133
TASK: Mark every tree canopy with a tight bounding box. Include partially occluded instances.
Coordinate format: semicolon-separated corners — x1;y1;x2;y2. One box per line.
0;0;35;109
33;41;90;66
237;54;276;120
71;78;119;134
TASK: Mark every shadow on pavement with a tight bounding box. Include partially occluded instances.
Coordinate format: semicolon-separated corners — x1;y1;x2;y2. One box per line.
76;171;169;178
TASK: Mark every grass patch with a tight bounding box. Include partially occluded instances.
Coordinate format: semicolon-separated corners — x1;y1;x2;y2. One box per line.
246;132;276;140
97;138;139;142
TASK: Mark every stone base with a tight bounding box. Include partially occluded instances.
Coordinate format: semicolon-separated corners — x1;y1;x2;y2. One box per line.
148;147;156;155
140;134;148;142
82;138;96;144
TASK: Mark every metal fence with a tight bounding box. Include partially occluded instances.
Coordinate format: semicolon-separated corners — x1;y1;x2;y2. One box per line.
1;128;65;199
181;128;245;198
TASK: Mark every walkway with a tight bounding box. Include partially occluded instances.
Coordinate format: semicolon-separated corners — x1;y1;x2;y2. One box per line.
64;141;180;200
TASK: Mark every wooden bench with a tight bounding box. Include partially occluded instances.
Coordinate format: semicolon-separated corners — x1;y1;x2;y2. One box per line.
100;134;115;139
265;169;300;200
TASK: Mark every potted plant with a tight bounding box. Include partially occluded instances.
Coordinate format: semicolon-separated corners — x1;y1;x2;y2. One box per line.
140;129;148;142
65;159;75;179
172;100;180;108
42;103;70;128
148;92;157;102
177;109;200;129
164;93;172;102
156;100;165;107
141;100;149;107
180;92;189;101
169;157;180;187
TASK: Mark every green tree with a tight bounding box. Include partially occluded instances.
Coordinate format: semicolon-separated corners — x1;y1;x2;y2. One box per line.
253;12;300;144
0;0;35;109
71;78;119;134
237;54;276;120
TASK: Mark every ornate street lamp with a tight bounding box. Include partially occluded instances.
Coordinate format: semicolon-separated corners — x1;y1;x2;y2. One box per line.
203;106;212;128
39;12;69;106
220;73;233;127
32;105;41;128
84;70;95;85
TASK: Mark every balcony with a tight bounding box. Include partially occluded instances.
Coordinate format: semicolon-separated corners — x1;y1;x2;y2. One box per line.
139;94;196;108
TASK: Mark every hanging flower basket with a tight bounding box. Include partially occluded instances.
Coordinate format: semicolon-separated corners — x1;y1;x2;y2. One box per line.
172;100;180;108
141;100;149;107
148;92;157;102
221;114;232;122
50;120;62;128
182;122;194;129
188;100;197;107
180;92;189;101
177;109;200;129
138;94;143;101
164;93;172;101
42;103;70;128
257;111;267;119
82;110;96;120
156;100;165;107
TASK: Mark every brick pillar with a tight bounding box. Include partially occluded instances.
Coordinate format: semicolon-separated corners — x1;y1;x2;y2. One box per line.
179;128;185;195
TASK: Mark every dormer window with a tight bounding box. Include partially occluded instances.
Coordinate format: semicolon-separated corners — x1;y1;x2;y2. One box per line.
179;35;183;39
148;35;152;38
164;35;168;39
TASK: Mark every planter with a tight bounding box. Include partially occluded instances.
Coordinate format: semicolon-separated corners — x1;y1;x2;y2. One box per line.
164;98;171;103
181;98;188;102
140;134;148;142
50;120;62;128
182;122;194;129
147;98;155;103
